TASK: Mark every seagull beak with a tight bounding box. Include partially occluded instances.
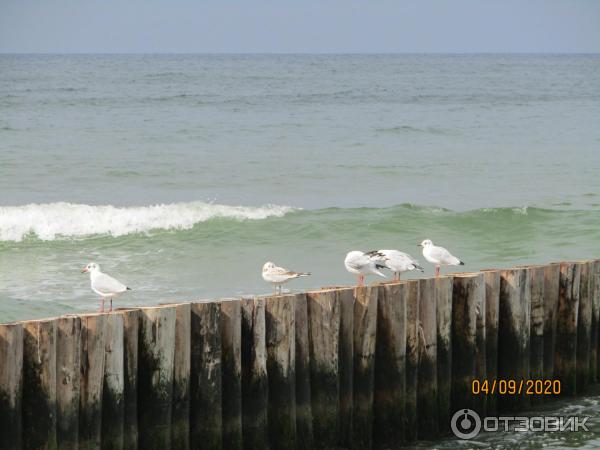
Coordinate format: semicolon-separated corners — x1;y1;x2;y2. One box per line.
81;267;88;273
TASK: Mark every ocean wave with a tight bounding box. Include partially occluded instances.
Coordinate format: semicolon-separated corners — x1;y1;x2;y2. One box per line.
0;202;297;242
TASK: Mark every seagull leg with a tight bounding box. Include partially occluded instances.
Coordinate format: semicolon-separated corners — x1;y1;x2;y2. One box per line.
358;275;364;286
435;265;440;278
110;298;113;312
100;298;104;313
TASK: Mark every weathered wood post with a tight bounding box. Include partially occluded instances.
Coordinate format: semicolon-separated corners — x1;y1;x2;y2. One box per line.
353;285;378;449
79;314;106;450
526;265;545;404
190;302;222;450
265;294;297;449
0;323;23;450
594;260;600;381
555;262;581;396
294;293;314;450
498;268;531;412
56;316;81;450
474;275;487;417
481;270;500;416
102;313;124;450
338;288;354;448
405;279;419;442
591;260;600;382
577;261;593;392
138;306;176;450
220;300;242;450
121;309;139;450
374;282;406;448
241;298;268;450
543;263;560;380
172;303;191;450
22;318;57;449
435;276;453;433
306;288;341;447
417;278;438;437
451;273;483;414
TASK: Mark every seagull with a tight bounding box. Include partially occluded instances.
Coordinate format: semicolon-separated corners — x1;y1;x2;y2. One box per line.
81;262;131;312
418;239;464;277
344;250;388;286
378;249;424;281
262;261;310;294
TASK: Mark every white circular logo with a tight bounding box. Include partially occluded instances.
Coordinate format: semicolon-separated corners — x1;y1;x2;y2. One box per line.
451;408;481;440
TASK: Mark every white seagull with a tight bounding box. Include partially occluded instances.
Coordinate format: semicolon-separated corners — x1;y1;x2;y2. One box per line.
418;239;464;277
81;262;131;312
262;261;310;294
344;250;388;286
378;249;424;281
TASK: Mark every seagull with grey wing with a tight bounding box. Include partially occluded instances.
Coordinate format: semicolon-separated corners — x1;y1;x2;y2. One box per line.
419;239;464;277
377;249;424;281
262;261;310;294
344;250;388;286
82;262;131;312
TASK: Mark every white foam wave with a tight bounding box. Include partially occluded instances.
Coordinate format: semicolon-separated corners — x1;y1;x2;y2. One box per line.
0;202;297;242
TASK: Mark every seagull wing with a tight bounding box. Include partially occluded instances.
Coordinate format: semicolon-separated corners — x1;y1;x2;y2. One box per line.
431;246;461;265
92;272;128;295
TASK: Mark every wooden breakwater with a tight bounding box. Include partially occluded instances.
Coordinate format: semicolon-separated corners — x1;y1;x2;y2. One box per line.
1;259;599;449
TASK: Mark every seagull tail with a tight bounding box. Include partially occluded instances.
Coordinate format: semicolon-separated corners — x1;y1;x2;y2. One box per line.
413;263;425;272
374;269;387;278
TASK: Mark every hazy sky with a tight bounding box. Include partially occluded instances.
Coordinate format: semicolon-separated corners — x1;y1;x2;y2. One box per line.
1;0;599;53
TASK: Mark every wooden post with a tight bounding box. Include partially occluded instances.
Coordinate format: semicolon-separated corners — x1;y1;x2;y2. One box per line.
172;303;191;450
474;275;487;418
0;323;23;450
451;274;482;413
338;288;354;448
265;295;297;449
498;268;531;412
374;282;406;448
352;286;378;449
121;309;139;450
138;306;176;450
435;276;453;433
294;294;314;450
101;313;124;450
220;300;242;450
591;260;600;383
190;302;222;450
577;261;593;393
79;314;106;450
405;279;419;442
22;318;57;450
555;262;581;396
417;278;438;437
594;260;600;381
528;266;545;404
481;270;500;416
241;297;268;450
56;316;81;450
306;289;341;447
543;263;560;380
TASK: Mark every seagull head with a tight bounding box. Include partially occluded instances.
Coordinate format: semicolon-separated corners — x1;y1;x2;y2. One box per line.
82;262;100;274
419;239;433;248
262;262;275;272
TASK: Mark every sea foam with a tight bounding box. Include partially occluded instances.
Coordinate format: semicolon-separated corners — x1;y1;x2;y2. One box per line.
0;202;296;242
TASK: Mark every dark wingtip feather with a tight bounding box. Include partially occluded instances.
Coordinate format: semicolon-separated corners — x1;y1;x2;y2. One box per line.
376;264;387;270
127;287;132;290
459;261;465;266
